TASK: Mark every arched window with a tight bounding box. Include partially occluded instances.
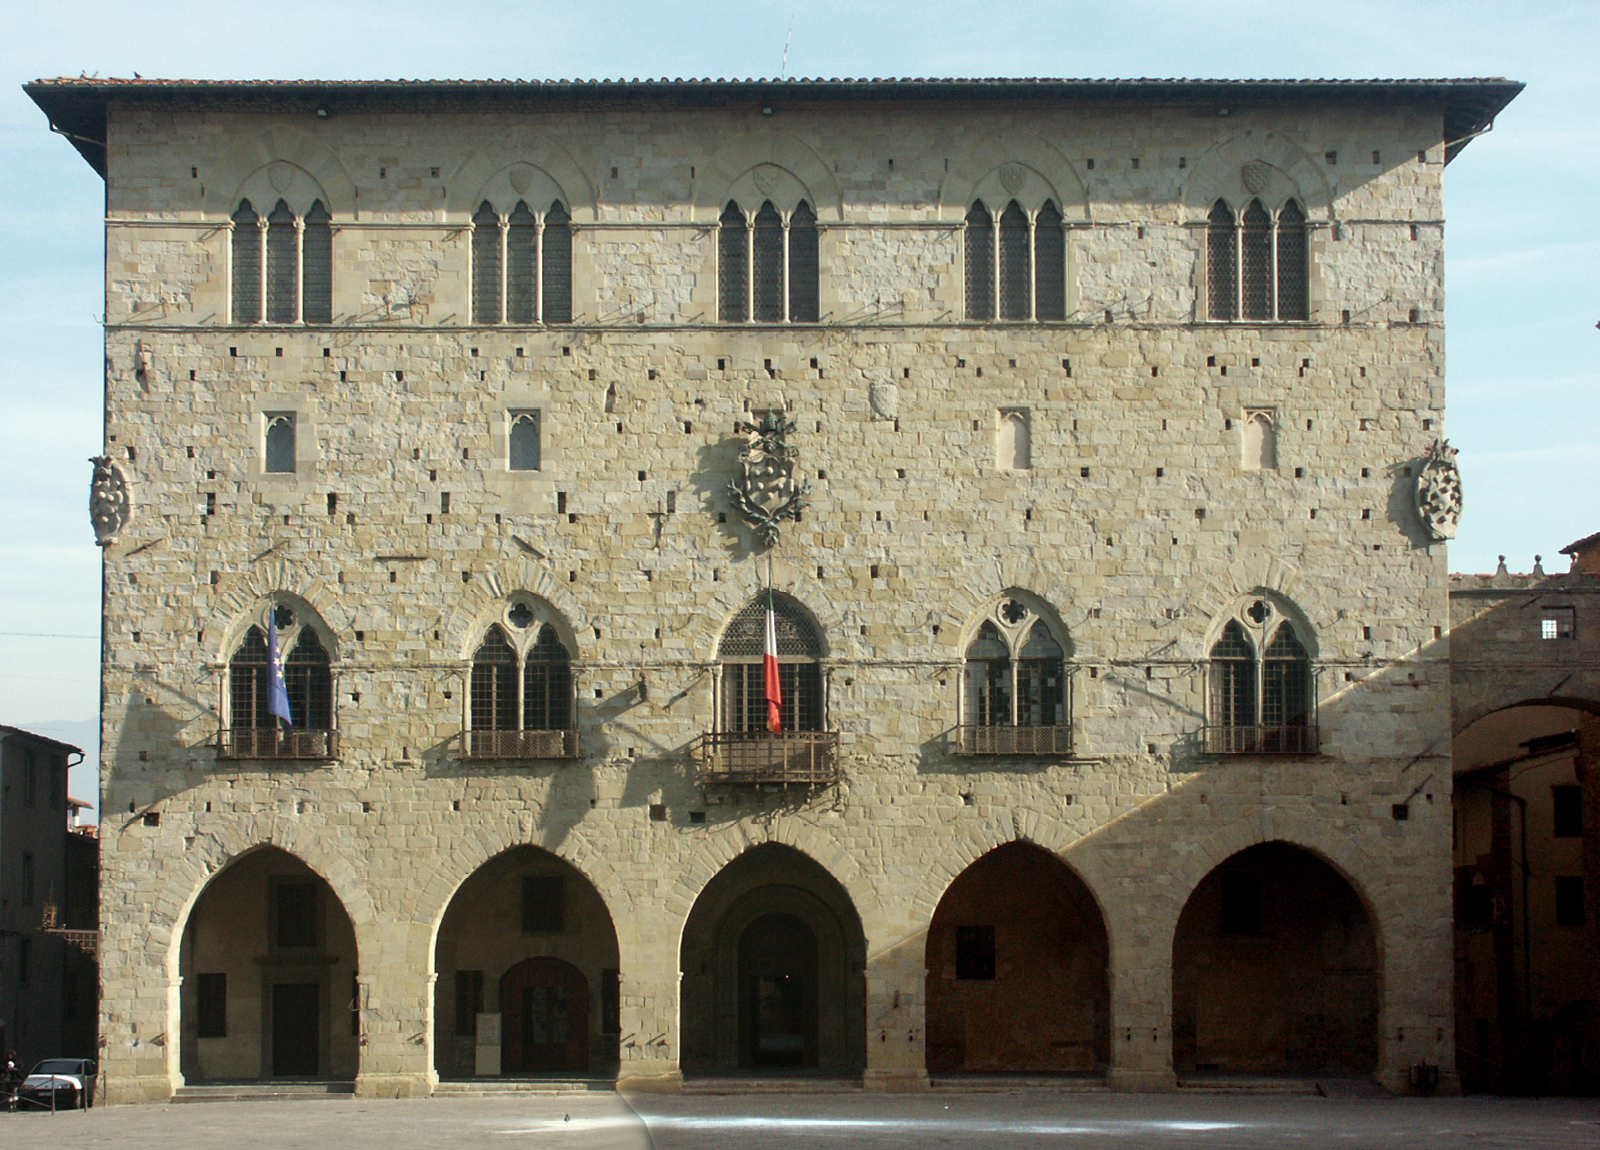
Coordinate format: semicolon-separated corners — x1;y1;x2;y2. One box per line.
301;200;333;324
266;199;299;324
996;409;1030;470
1206;599;1316;753
465;606;576;759
264;413;296;473
1242;409;1277;470
1208;197;1310;322
718;201;748;323
706;594;834;785
472;201;502;323
958;595;1070;754
719;199;818;324
222;603;335;760
471;200;571;325
231;200;262;323
967;199;1065;322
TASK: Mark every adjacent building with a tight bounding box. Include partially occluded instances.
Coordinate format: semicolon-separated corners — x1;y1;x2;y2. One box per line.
26;75;1521;1102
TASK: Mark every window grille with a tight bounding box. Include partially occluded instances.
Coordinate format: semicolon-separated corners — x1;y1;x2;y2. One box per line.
1240;199;1273;320
965;201;995;320
472;202;502;324
717;594;824;734
1276;200;1308;320
509;409;540;471
1017;628;1064;728
230;626;270;730
266;198;298;323
1261;626;1310;728
958;600;1071;752
1206;614;1319;752
231;200;262;323
523;624;573;731
717;595;821;658
788;201;819;322
301;200;333;324
1207;200;1237;321
286;629;333;731
963;621;1010;726
470;626;518;732
541;201;573;324
505;201;538;323
265;413;296;473
718;201;748;322
998;200;1031;320
1033;201;1066;320
1209;620;1257;727
753;200;785;322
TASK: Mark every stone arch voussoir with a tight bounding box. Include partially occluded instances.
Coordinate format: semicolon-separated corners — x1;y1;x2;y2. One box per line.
1179;131;1334;223
208;126;357;218
691;129;843;223
208;556;350;663
908;808;1095;932
939;127;1090;222
448;133;597;223
446;563;586;662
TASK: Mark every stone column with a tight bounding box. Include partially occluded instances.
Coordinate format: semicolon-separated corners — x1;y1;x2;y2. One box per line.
861;922;930;1092
353;919;434;1098
1106;929;1177;1092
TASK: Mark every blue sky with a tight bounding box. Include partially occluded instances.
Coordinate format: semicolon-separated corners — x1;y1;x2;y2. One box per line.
2;0;1595;812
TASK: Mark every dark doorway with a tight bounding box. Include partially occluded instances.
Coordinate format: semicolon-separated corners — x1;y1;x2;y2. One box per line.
500;957;589;1073
271;983;320;1076
740;913;818;1068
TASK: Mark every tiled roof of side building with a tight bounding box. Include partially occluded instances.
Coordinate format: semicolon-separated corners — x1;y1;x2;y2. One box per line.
24;75;1523;176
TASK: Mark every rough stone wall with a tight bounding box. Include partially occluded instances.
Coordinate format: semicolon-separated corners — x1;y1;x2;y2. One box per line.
89;98;1461;1102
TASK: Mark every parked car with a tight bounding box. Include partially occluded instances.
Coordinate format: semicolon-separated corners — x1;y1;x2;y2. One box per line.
15;1059;96;1110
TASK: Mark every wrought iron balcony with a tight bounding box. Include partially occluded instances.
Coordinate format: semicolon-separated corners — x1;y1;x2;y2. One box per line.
953;724;1074;756
694;730;841;786
216;727;339;761
1201;723;1320;755
458;728;580;760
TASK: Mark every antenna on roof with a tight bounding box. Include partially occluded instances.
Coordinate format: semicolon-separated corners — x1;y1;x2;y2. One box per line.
780;17;795;79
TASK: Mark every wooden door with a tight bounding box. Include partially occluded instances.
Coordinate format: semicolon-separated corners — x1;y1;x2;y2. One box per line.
271;983;320;1076
500;958;589;1073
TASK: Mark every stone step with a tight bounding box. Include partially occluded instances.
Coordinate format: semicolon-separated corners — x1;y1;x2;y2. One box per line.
930;1075;1112;1093
431;1078;616;1096
1176;1076;1321;1094
172;1081;355;1103
682;1076;863;1094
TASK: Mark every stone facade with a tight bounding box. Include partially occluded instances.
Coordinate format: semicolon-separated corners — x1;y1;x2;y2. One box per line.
26;77;1521;1102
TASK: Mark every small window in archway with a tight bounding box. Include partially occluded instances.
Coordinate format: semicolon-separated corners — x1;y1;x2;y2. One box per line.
996;409;1031;470
264;413;296;473
508;409;540;471
1242;410;1277;470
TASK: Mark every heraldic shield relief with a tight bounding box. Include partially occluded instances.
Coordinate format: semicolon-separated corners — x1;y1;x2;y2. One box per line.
727;410;811;549
1415;438;1463;542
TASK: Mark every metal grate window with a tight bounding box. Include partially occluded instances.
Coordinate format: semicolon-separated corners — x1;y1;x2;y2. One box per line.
266;198;298;323
965;201;994;320
1275;200;1308;320
471;626;518;732
1017;628;1064;728
1209;621;1256;727
721;661;823;733
301;200;333;324
788;200;819;322
718;594;822;658
1033;200;1065;320
286;629;333;731
471;202;501;323
1207;200;1237;320
753;200;785;322
998;200;1030;320
230;626;270;729
523;624;572;731
541;201;572;324
231;200;261;323
963;621;1010;726
1240;199;1273;320
505;201;538;323
1261;626;1310;728
718;201;748;322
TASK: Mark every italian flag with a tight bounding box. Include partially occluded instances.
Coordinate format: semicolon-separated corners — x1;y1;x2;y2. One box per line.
764;590;783;733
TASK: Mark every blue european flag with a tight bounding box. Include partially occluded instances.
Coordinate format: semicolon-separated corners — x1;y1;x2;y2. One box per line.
267;614;294;728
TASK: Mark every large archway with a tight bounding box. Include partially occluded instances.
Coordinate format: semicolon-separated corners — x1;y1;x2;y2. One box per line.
178;847;360;1082
925;842;1109;1074
433;847;620;1079
1454;702;1600;1094
1172;841;1379;1078
679;843;866;1075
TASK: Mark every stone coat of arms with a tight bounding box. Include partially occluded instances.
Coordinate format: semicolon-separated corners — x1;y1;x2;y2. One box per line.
1414;438;1463;541
89;455;131;546
726;411;810;549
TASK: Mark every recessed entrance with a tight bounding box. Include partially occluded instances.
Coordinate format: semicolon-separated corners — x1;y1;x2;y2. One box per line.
500;957;589;1073
740;913;818;1067
270;983;320;1076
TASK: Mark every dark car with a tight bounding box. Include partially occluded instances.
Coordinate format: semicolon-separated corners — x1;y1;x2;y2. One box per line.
16;1058;96;1110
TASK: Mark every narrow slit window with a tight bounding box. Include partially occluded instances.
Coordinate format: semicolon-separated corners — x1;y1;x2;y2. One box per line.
1240;199;1273;320
231;200;262;323
301;199;333;324
471;201;502;324
541;201;572;324
998;200;1030;320
788;200;819;322
265;198;299;323
505;201;538;324
752;200;784;322
509;410;540;471
1276;200;1309;320
264;413;296;473
718;201;748;322
1033;200;1066;320
1207;200;1237;321
965;201;995;321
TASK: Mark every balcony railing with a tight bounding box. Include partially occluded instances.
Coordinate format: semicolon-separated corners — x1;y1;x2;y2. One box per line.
458;728;580;760
217;728;339;761
694;730;841;786
953;724;1074;756
1201;723;1320;755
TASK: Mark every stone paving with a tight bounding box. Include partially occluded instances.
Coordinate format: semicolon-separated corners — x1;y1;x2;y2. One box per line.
4;1092;1600;1150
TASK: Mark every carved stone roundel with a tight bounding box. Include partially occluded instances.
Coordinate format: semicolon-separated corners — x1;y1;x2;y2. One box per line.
509;166;532;195
1000;164;1027;196
1241;161;1271;195
269;161;294;194
753;165;781;197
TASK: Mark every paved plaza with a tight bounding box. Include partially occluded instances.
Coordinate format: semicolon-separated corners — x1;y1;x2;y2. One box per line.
3;1091;1600;1150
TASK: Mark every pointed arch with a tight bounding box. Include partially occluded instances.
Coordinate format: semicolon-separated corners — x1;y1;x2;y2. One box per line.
210;124;354;218
691;130;842;223
448;139;596;224
939;130;1091;222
